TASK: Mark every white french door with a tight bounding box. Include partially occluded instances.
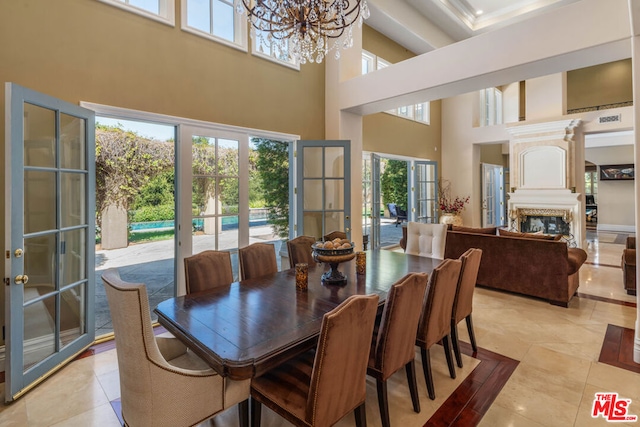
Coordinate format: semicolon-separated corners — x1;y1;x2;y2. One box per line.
5;83;96;401
482;163;505;227
295;141;351;240
412;160;438;223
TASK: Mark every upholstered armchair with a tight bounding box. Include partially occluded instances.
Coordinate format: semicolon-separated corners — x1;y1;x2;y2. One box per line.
404;221;447;260
102;269;250;427
622;237;636;296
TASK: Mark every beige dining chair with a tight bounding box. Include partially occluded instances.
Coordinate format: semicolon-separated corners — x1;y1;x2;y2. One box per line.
184;250;234;294
404;221;448;260
415;258;462;400
286;235;317;269
250;294;379;427
367;272;428;427
102;269;250;427
451;248;483;368
238;242;278;280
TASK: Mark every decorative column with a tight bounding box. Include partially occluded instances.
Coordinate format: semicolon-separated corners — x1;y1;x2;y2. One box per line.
630;11;640;363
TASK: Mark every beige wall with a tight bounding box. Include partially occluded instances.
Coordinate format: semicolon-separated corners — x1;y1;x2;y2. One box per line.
585;145;635;230
567;59;633;111
361;25;442;160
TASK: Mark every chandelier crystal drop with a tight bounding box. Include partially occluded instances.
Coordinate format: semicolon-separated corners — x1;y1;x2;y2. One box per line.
236;0;370;64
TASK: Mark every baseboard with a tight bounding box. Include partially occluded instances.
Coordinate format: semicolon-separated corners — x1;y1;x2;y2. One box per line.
597;224;636;233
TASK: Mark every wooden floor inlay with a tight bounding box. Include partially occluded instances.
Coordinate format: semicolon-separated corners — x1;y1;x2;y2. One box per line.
599;324;640;374
426;342;519;426
577;293;637;308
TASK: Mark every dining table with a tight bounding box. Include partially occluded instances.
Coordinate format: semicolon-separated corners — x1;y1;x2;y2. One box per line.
154;249;441;380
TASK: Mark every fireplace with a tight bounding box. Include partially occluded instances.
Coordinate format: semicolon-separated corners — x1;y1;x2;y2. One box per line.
512;207;574;238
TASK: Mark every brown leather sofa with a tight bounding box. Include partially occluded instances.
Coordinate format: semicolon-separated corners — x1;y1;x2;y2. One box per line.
622;237;636;296
400;226;587;307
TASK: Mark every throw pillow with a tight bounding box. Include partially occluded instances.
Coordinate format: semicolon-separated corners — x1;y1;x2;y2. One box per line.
452;225;497;235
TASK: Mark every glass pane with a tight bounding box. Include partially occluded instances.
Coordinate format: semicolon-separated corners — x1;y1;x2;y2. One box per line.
23;295;56;371
303;212;323;239
24;170;56;234
303;179;323;210
61;229;86;287
129;0;160;14
219;177;238;214
192;135;216;175
193;216;218;251
60;113;85;170
325;179;344;209
60;283;86;347
324;212;344;234
213;0;234;41
220;216;238;251
193;176;216;216
24;234;57;303
217;139;239;177
187;0;211;33
324;147;344;178
24;103;55;168
303;147;323;178
61;172;85;228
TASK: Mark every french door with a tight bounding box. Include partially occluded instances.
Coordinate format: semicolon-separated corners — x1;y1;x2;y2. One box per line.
412;160;438;223
482;163;505;227
295;141;351;240
5;83;96;401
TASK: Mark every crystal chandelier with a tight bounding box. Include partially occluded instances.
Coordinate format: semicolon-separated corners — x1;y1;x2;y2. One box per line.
236;0;370;64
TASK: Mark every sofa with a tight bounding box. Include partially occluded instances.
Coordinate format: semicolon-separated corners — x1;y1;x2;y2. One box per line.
622;236;636;296
400;225;588;307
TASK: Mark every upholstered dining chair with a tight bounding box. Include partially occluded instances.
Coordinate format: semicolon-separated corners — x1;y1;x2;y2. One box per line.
102;269;250;427
323;230;347;242
451;248;483;368
238;242;278;281
367;272;428;427
250;294;380;427
184;250;234;294
415;258;463;400
404;221;447;260
286;235;317;269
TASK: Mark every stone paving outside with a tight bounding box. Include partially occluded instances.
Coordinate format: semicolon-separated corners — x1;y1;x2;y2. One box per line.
94;219;405;337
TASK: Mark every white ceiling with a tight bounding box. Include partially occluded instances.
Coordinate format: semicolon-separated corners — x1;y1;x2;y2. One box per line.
367;0;581;54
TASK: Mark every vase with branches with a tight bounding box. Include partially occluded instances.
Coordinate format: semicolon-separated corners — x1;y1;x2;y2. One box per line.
438;179;470;215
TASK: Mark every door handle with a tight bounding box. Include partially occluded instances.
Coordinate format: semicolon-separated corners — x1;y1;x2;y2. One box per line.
15;274;29;285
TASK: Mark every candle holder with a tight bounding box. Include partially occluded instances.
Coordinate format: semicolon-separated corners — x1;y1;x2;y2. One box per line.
295;263;308;291
356;251;366;275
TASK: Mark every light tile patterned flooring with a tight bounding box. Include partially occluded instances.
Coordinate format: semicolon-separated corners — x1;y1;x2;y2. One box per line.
1;232;638;426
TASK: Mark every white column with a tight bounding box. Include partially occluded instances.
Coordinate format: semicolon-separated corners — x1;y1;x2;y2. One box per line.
325;24;364;249
629;0;640;363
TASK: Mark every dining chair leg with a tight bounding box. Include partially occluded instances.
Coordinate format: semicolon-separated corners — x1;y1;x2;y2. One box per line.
405;360;421;413
238;399;249;427
354;402;367;427
250;397;262;427
451;320;463;368
420;347;435;400
466;314;478;352
442;335;456;379
375;379;391;427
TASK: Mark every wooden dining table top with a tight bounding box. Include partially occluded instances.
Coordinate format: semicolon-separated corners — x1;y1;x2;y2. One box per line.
154;249;440;380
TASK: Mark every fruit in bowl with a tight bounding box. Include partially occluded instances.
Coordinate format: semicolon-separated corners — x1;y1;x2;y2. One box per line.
313;238;354;255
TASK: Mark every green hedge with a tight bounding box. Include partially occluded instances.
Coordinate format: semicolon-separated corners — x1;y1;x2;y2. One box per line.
131;204;175;222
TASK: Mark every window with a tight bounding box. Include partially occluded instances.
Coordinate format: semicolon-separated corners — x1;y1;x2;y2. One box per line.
182;0;247;51
479;87;503;126
585;170;598;196
362;51;430;124
98;0;175;25
251;28;298;69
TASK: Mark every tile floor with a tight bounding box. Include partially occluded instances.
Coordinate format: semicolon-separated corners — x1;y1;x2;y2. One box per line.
0;231;638;426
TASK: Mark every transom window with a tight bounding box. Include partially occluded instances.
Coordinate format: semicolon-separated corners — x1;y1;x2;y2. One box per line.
362;50;430;124
98;0;175;25
479;87;503;126
182;0;247;51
